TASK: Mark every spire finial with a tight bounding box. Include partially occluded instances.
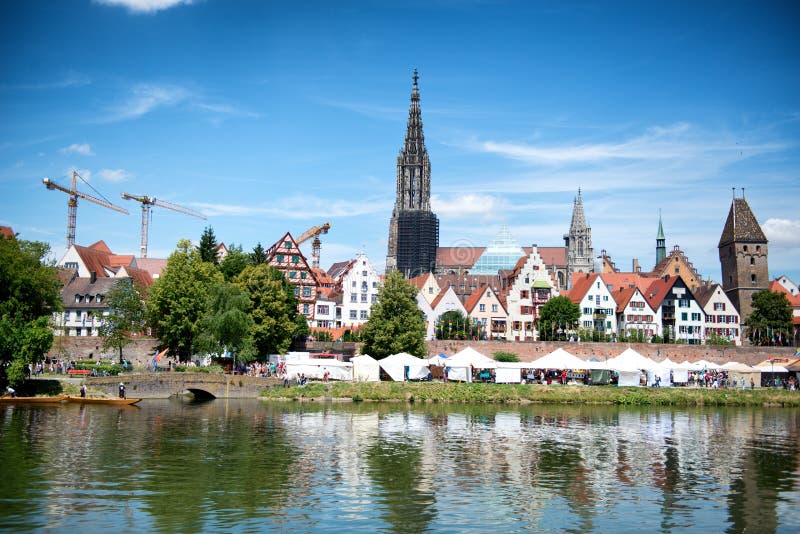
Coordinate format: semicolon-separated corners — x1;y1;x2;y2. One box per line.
413;68;418;87
732;187;736;199
741;187;745;199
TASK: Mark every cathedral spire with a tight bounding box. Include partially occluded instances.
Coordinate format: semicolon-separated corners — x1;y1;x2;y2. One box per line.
569;188;587;231
403;68;425;161
656;210;666;266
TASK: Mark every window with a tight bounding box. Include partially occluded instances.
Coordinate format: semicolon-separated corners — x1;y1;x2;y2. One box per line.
292;255;299;264
681;312;688;321
756;245;761;252
294;287;299;296
588;295;593;301
691;313;701;321
373;282;377;288
350;294;357;303
277;254;284;263
317;305;329;315
284;241;291;248
361;293;367;303
520;290;529;299
751;274;756;284
302;304;309;314
750;257;755;265
428;287;433;294
349;310;357;319
289;271;296;278
583;320;592;328
479;304;486;312
362;270;367;276
352;281;356;287
674;266;680;274
679;299;689;308
603;295;608;301
491;304;498;312
743;245;748;252
360;310;368;320
371;295;377;303
714;302;725;311
65;261;78;270
606;321;612;329
301;272;307;279
303;287;311;298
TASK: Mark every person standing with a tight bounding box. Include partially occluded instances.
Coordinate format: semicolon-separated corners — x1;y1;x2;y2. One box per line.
80;384;87;398
118;382;126;399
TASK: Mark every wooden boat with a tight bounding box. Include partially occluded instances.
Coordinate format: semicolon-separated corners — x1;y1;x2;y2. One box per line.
65;395;141;406
0;394;67;404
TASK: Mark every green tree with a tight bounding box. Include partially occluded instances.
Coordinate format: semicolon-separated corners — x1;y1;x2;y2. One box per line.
745;290;793;346
537;296;580;341
235;264;299;356
198;226;219;264
148;240;223;359
219;243;249;281
0;237;61;385
435;310;480;340
705;331;734;346
196;282;255;362
360;271;426;359
249;242;267;265
100;278;146;363
493;351;519;362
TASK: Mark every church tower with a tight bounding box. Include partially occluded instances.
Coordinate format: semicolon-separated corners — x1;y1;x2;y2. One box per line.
563;189;593;289
656;211;666;267
718;191;769;321
386;70;439;277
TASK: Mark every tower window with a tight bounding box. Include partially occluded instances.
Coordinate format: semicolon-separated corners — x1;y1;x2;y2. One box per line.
743;245;748;252
751;274;756;284
756;245;761;252
750;257;755;265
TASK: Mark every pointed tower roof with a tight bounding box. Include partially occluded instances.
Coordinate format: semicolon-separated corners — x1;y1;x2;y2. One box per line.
718;197;767;247
569;188;588;231
657;212;665;240
402;68;426;159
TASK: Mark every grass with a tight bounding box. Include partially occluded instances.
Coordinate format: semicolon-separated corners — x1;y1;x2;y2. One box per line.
260;381;800;407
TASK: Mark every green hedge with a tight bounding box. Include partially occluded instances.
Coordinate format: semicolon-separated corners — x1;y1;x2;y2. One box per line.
74;362;125;376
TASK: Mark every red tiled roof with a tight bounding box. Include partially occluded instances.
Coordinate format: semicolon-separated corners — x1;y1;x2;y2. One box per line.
73;244;113;278
108;254;135;267
0;226;14;239
135;258;168;278
123;266;154;289
430;290;447;309
312;268;336;287
464;285;487;313
568;273;599;304
612;286;639;314
436;247;484;267
88;240;112;254
643;276;680;309
408;273;431;290
770;280;800;307
536;246;567;267
596;272;656;293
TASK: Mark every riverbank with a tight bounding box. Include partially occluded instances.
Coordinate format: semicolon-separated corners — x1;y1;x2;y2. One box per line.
261;382;800;406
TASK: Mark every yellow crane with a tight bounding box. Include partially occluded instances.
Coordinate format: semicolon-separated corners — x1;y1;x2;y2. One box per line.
42;170;129;249
121;193;207;258
296;222;331;269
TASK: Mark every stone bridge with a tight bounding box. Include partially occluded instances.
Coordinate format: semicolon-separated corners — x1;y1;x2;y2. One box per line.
86;373;281;399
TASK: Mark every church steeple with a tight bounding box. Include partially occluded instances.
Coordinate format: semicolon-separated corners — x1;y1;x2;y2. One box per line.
386;70;439;276
656;210;666;266
563;188;593;288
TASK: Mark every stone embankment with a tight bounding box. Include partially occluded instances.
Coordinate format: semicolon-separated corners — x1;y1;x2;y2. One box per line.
87;373;281;399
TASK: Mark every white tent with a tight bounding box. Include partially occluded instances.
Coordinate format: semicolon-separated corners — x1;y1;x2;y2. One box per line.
285;359;353;381
529;348;588;370
679;360;703;371
379;352;430;382
351;355;380;382
606;348;658;372
755;364;789;373
448;347;497;369
494;362;527;384
428;354;448;366
659;358;680;369
695;359;722;370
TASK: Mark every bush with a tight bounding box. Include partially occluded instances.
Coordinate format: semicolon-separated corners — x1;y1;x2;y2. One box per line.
74;362;124;376
493;351;519;362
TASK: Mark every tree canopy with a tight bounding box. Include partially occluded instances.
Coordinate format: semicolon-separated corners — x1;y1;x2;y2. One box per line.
537;296;580;341
249;242;267;265
745;290;793;346
219;243;249;281
147;240;224;359
100;278;146;363
198;226;219;264
0;237;61;385
196;282;255;362
360;271;426;359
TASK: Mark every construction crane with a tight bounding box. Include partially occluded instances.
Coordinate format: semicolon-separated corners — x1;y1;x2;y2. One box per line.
121;193;207;258
296;222;331;269
42;170;129;249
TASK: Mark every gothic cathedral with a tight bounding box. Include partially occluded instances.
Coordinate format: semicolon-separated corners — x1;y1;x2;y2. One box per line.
386;70;439;278
563;189;594;289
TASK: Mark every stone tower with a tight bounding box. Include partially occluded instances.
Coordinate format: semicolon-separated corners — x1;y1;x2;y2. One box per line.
563;189;593;289
386;69;439;278
656;211;666;267
718;192;769;321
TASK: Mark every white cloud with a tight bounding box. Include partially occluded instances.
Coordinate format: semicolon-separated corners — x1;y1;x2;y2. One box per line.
763;218;800;249
103;84;189;122
94;0;193;14
0;71;91;91
192;196;391;220
97;168;130;182
60;143;94;156
431;193;509;222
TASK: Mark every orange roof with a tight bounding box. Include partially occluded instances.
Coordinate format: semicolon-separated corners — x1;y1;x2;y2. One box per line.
135;258;167;278
312;268;337;287
612;286;639;314
568;273;599;304
536;246;567;267
430;289;447;309
464;285;487;313
596;272;656;292
770;280;800;307
643;276;680;309
0;226;14;239
123;266;154;290
88;240;112;254
408;273;431;290
108;254;135;267
436;247;484;267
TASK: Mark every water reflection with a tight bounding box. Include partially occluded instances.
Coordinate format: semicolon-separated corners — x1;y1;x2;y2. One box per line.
0;402;798;532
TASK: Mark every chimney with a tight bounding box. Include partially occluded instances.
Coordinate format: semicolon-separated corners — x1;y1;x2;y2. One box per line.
90;271;97;284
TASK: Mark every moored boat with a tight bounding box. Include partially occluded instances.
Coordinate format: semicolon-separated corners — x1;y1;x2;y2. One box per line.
65;395;141;406
0;394;67;404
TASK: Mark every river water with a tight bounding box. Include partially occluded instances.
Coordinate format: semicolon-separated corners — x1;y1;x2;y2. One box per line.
0;399;798;533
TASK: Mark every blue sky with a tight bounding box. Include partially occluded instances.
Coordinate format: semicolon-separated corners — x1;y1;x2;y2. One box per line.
1;0;799;283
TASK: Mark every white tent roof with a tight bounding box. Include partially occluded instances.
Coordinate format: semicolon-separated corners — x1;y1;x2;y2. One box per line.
379;352;430;381
529;348;588;370
678;360;703;370
721;361;758;372
428;354;448;366
695;359;722;370
659;358;680;369
449;346;497;369
351;354;381;382
755;364;789;373
606;348;658;372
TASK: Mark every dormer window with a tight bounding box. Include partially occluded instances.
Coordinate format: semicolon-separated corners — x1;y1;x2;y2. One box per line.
75;294;82;302
96;295;103;303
